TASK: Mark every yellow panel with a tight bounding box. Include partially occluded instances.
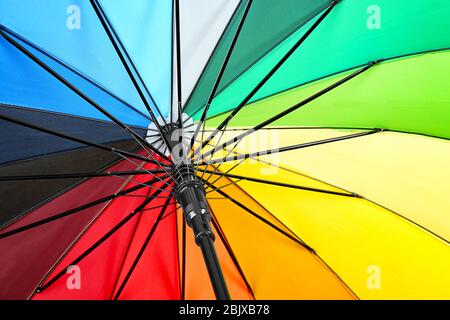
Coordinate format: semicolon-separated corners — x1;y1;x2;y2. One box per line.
232;179;450;299
206;184;356;300
202;168;301;239
196;127;364;165
208;158;348;195
256;131;450;243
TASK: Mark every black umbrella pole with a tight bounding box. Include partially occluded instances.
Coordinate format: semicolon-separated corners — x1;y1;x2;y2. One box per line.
191;214;230;300
174;163;230;300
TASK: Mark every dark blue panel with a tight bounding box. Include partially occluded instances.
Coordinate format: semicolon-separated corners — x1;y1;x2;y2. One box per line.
0;105;146;165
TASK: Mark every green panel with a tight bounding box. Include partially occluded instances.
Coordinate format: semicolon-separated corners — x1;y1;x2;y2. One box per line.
205;50;450;139
195;0;450;119
183;0;332;115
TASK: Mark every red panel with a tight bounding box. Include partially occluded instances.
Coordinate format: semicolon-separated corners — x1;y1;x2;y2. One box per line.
0;158;142;300
113;198;180;300
32;162;180;299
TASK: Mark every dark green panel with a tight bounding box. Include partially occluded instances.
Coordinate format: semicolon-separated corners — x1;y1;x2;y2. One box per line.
183;0;331;115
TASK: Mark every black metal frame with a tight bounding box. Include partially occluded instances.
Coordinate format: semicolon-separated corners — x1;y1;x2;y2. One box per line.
0;0;398;301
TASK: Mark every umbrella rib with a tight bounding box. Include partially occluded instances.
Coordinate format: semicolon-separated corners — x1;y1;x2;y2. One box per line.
202;144;363;198
210;213;256;299
0;154;129;231
181;0;333;126
145;133;163;138
113;152;174;190
169;0;175;124
189;0;253;157
201;179;314;252
209;156;450;248
174;0;183;129
203;46;450;124
36;184;169;293
203;155;246;187
201;169;355;197
0;26;171;166
180;0;243;121
0;170;162;181
193;3;344;178
0;176;169;239
108;188;150;300
196;0;341;156
89;0;174;154
141;202;178;215
89;0;167;126
197;61;380;163
0;25;152;123
0;113;163;165
205;178;244;195
200;130;380;165
208;170;319;254
31;171;149;298
113;197;172;300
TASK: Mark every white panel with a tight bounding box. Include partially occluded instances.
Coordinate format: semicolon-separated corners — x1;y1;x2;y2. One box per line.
171;0;240;121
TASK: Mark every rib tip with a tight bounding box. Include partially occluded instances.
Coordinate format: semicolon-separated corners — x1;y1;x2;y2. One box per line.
369;59;384;66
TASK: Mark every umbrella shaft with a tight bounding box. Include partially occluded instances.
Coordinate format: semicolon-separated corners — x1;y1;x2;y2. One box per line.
174;162;230;300
198;235;231;300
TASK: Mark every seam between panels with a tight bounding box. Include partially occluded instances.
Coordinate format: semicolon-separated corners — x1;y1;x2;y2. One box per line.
170;0;175;123
221;146;352;195
209;166;359;299
216;126;450;146
203;47;450;122
0;139;142;169
243;46;450;107
27;162;143;300
0;103;149;131
108;180;154;300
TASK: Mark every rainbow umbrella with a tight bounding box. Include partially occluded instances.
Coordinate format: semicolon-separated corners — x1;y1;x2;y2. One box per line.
0;0;449;300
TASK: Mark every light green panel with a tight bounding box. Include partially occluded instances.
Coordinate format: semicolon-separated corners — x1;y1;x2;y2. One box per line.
206;50;450;139
195;0;450;119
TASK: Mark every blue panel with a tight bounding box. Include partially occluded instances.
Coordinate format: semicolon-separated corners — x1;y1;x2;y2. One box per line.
101;0;173;118
0;0;146;114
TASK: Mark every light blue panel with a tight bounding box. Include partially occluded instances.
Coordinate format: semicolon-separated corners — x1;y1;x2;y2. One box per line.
0;0;147;114
0;35;110;121
6;30;151;127
101;0;173;118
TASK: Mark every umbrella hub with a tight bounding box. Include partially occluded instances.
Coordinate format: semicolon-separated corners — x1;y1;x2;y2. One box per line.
161;122;179;140
173;162;214;244
173;163;229;299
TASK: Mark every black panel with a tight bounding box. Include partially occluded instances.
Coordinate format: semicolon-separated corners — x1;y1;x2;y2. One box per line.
0;140;140;227
0;104;146;165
